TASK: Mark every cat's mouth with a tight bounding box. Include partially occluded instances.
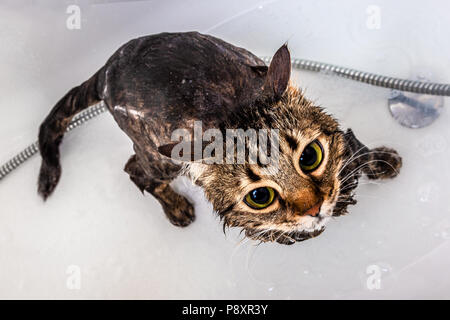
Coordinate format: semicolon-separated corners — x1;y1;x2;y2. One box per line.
243;206;332;245
223;192;339;245
245;226;326;245
302;200;322;217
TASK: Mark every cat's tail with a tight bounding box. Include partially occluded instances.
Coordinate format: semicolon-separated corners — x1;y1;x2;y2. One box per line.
37;70;102;200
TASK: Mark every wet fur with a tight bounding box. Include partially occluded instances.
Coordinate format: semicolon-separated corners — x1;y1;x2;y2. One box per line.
37;32;402;244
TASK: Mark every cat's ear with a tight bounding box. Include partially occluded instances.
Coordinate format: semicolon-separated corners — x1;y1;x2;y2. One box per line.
158;142;180;159
262;44;291;101
157;142;198;161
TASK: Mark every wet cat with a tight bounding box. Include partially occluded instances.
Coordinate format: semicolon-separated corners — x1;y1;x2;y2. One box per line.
38;32;402;245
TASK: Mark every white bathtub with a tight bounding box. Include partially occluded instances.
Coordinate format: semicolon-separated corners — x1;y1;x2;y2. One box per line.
0;0;449;299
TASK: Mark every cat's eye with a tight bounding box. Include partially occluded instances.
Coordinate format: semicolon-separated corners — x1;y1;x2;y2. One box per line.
299;140;323;173
244;187;275;210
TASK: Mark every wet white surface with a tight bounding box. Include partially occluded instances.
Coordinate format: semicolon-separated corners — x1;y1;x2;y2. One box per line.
0;0;449;299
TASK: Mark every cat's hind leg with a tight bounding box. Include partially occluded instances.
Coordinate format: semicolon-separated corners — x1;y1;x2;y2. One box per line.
124;154;195;227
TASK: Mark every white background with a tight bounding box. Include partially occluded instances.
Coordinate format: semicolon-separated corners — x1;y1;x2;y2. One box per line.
0;0;449;299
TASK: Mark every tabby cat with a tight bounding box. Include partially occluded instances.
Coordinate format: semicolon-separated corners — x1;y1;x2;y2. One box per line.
38;32;401;245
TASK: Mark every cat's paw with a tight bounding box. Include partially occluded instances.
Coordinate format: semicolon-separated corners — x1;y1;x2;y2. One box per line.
162;195;196;227
365;147;402;180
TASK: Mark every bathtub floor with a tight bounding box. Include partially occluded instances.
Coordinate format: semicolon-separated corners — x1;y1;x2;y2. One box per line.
0;0;449;299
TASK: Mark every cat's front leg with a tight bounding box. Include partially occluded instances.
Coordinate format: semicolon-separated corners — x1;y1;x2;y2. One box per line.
145;181;195;227
124;154;195;227
363;146;402;180
344;129;402;180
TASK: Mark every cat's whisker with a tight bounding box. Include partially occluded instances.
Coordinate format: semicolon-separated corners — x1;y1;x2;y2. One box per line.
338;152;373;177
338;148;371;173
252;228;270;243
335;200;357;205
337;145;369;175
337;147;396;175
358;180;383;187
353;193;382;199
273;230;288;244
228;232;256;269
340;159;399;185
338;182;358;192
339;179;384;193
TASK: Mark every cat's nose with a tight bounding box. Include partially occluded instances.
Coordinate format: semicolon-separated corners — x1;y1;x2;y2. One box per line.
291;191;323;217
302;200;323;217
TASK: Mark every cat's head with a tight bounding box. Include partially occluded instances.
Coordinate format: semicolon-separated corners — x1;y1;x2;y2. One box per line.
193;45;361;244
160;45;375;244
191;85;352;244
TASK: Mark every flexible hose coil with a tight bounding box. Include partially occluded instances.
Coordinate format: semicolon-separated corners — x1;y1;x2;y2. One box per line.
264;57;450;96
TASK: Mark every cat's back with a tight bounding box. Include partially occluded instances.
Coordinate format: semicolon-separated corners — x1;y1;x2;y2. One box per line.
100;32;267;129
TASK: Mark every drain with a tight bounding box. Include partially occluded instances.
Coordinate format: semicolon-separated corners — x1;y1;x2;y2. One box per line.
388;77;444;129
